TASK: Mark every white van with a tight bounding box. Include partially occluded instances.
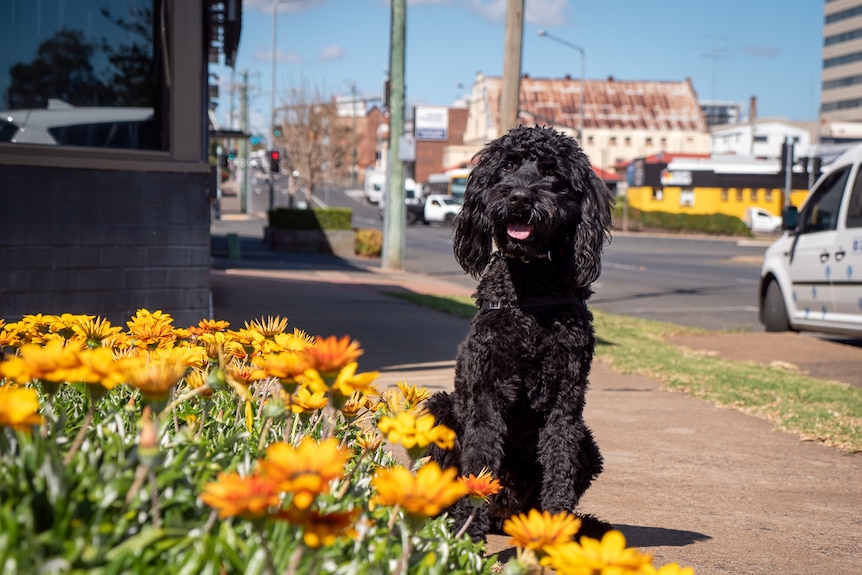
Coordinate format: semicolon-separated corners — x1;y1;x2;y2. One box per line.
364;171;386;205
758;144;862;337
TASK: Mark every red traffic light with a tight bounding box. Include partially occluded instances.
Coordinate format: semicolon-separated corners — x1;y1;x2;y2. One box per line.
270;150;280;160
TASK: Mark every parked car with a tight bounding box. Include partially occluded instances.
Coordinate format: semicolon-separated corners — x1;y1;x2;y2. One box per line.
743;207;783;233
758;143;862;337
423;194;461;224
378;179;426;224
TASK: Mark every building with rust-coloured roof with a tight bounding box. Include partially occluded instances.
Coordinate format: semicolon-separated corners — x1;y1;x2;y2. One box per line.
443;73;712;177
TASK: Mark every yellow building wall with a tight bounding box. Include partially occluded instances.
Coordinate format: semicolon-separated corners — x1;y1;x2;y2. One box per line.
626;186;811;219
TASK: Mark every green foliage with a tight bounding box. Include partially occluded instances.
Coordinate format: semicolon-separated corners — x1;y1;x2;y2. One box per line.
0;381;495;574
354;228;383;257
612;204;753;237
268;207;353;230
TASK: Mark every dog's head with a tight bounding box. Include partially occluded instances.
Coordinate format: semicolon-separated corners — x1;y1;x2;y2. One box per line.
454;125;614;286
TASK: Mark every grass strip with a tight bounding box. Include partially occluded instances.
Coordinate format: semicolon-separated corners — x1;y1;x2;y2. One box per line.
385;291;862;453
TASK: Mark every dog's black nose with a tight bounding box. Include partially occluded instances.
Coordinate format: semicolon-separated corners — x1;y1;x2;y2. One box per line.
508;189;532;208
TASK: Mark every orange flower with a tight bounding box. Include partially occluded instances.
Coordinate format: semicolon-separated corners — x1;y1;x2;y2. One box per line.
459;467;503;505
304;335;363;375
119;355;187;400
200;471;280;519
259;438;351;510
503;509;582;552
276;506;360;548
126;309;177;350
371;462;468;518
0;385;44;432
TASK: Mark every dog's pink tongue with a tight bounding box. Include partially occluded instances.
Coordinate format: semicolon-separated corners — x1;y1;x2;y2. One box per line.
507;223;533;240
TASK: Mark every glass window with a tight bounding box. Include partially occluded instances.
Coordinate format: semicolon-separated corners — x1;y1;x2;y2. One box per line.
0;0;164;150
846;166;862;229
800;166;850;233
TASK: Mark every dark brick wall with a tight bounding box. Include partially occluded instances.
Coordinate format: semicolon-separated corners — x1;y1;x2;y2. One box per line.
0;165;212;327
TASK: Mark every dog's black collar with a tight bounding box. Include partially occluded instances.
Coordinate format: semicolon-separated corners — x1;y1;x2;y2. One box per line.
478;297;586;311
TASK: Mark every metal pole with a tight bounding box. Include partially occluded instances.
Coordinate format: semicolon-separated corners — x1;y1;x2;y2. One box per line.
537;30;586;141
270;0;302;148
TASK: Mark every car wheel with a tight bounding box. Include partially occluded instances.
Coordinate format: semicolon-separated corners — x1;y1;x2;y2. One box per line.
763;280;791;332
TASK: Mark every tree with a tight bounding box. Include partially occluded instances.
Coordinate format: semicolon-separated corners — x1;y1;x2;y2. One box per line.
273;81;358;206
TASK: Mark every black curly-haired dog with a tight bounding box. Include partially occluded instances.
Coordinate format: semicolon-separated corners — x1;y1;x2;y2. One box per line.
426;125;614;540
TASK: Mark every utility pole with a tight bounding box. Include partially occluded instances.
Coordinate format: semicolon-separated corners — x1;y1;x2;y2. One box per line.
382;0;406;270
498;0;524;134
236;69;250;214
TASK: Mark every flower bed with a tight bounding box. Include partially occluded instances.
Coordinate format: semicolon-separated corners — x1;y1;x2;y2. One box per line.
0;311;694;575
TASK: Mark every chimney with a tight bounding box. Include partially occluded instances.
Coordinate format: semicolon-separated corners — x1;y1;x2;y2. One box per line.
749;96;757;123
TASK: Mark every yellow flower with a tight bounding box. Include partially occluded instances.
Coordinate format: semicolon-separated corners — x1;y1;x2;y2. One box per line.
304;335;363;375
71;316;122;348
0;340;81;384
259;438;351;510
185;368;213;398
540;530;653;574
12;314;60;344
340;392;373;419
195;318;231;334
246;315;290;338
119;355;187;400
355;426;384;453
377;412;456;451
50;313;93;340
0;385;44;432
459;467;503;505
290;385;328;414
503;509;582;552
371;462;468;518
276;506;360;548
126;309;177;350
251;351;310;388
395;382;431;409
200;471;280;519
273;328;314;352
73;346;126;390
330;362;378;398
225;327;265;358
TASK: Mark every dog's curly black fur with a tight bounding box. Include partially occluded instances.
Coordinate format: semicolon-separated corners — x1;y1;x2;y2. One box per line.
426;125;614;540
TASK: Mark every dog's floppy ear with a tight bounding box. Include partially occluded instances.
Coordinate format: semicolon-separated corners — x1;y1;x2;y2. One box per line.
570;168;614;287
453;171;494;278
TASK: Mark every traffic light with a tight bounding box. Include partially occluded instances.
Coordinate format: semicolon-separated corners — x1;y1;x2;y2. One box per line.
269;150;281;174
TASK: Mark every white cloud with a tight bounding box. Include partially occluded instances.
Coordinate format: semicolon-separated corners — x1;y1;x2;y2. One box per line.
467;0;568;26
253;45;301;64
317;43;346;63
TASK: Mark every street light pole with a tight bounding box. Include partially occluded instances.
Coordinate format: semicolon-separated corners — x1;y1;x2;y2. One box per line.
537;29;585;143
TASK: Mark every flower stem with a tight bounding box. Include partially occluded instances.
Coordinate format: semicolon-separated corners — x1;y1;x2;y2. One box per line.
455;507;479;539
62;397;96;466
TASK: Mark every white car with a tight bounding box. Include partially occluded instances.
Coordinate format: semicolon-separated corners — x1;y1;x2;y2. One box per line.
423;194;461;224
743;207;783;234
758;143;862;337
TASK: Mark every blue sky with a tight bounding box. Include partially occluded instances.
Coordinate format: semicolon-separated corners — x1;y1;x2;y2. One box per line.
213;0;824;137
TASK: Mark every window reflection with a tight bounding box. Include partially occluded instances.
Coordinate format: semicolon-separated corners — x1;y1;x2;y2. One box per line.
0;0;163;150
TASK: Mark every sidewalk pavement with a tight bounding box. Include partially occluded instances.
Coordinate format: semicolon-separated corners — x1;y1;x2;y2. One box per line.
210;198;861;575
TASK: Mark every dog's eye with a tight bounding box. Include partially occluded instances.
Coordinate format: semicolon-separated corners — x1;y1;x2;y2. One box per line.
502;161;515;173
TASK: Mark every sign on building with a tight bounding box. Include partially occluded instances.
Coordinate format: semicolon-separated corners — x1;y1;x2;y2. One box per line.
414;106;448;141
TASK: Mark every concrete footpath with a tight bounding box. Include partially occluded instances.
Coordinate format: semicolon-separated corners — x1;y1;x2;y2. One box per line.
210;204;861;575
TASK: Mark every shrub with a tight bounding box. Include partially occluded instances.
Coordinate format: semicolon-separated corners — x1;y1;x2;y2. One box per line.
354;228;383;257
613;204;753;237
268;207;352;230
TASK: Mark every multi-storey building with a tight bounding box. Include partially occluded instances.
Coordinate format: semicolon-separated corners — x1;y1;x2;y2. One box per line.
821;0;862;133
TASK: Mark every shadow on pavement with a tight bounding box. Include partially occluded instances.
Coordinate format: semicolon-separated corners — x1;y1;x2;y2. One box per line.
614;524;712;548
